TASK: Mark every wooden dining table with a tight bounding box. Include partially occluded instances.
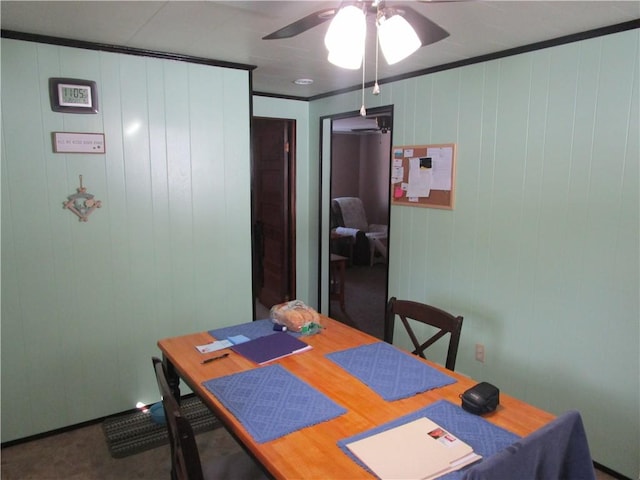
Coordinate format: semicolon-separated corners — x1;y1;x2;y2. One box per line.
157;315;554;479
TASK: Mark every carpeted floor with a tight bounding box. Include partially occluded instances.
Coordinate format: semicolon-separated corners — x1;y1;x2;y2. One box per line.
330;262;387;339
1;419;241;480
102;396;221;458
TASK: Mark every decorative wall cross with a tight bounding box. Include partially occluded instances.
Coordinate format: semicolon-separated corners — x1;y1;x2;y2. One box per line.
63;175;102;222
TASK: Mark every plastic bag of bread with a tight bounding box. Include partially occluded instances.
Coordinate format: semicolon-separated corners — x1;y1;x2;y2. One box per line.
270;300;322;335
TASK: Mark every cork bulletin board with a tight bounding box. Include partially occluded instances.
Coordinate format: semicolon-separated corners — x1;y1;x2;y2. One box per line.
390;143;456;209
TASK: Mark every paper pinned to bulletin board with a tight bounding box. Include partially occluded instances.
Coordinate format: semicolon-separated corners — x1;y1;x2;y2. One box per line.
391;143;456;209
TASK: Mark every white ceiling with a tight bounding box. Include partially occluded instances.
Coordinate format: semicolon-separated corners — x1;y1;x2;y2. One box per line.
1;1;638;100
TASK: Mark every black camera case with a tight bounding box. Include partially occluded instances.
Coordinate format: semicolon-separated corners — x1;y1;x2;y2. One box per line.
460;382;499;415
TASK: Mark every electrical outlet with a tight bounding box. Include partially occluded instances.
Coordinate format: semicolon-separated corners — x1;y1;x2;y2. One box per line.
475;343;485;363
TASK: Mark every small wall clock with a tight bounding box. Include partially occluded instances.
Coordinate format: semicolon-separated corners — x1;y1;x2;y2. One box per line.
49;78;99;114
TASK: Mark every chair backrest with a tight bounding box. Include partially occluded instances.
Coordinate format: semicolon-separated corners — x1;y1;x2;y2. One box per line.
152;357;204;480
384;297;463;371
461;410;596;480
332;197;369;231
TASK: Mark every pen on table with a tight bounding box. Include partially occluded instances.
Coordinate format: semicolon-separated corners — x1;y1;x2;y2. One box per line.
201;352;229;364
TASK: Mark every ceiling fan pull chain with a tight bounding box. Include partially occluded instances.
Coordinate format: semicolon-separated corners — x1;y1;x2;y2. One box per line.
360;21;367;117
373;7;381;96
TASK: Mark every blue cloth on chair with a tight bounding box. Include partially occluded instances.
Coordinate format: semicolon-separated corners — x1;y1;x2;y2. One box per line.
462;410;595;480
326;342;456;401
202;364;347;443
339;400;520;480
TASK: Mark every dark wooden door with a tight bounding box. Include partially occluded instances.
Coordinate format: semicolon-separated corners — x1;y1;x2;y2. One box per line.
252;117;295;309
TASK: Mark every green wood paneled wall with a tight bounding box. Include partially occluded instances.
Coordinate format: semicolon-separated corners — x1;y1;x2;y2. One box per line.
309;29;639;478
1;39;252;441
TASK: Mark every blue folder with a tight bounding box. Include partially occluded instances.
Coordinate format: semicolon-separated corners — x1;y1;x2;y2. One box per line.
230;332;311;364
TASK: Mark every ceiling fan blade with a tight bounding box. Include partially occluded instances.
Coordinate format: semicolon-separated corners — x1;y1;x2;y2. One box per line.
397;5;450;46
263;7;337;40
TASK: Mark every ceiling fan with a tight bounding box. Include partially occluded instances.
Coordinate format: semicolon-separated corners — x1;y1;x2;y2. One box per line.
262;0;453;49
264;0;461;116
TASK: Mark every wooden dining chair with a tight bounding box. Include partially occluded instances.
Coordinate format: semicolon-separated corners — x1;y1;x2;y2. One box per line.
384;297;463;371
151;357;267;480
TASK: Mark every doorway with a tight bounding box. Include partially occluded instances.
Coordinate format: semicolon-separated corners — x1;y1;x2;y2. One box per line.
322;106;393;339
251;117;296;319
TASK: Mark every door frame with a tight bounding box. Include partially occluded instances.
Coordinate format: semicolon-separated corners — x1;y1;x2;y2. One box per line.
251;116;297;318
317;105;394;316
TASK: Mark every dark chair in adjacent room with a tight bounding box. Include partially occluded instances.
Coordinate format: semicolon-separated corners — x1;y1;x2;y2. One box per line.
151;357;266;480
331;197;388;265
461;410;596;480
384;297;463;371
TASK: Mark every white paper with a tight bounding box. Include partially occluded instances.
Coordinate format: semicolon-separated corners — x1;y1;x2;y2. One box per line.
346;417;479;480
392;166;404;184
406;157;432;198
427;146;453;191
196;339;232;354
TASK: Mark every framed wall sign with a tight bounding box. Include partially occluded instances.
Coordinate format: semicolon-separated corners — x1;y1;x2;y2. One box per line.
52;132;105;153
49;78;99;114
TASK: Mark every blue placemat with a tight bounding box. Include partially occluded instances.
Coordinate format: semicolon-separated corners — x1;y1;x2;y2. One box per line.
202;364;347;443
326;342;456;401
208;318;303;340
339;400;520;480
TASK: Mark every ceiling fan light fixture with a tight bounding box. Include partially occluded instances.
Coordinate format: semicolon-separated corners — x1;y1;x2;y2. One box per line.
327;48;363;70
377;13;421;65
325;5;366;69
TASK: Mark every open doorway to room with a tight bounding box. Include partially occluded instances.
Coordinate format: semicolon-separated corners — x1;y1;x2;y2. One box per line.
326;106;393;339
251;117;296;320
